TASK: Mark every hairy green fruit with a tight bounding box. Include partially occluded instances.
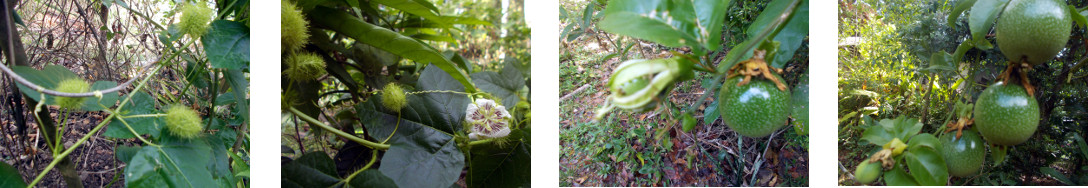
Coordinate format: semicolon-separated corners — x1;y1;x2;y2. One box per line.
165;105;204;139
281;0;310;53
996;0;1071;65
974;82;1039;146
719;74;790;138
53;78;89;110
854;160;881;185
284;52;326;81
381;83;407;112
940;130;986;177
178;3;213;38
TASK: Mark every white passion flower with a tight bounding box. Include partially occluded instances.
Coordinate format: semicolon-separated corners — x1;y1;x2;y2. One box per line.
466;98;512;140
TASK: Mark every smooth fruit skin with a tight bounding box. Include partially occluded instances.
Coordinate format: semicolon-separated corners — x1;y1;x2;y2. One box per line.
719;75;790;138
974;83;1039;146
855;160;882;184
940;130;986;177
996;0;1071;65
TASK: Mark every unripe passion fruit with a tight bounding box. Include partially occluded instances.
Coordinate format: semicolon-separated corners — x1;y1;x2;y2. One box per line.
940;130;986;177
284;52;327;81
974;82;1039;146
718;75;790;138
996;0;1071;65
178;3;213;38
854;160;882;184
53;78;89;110
381;83;408;112
165;104;204;139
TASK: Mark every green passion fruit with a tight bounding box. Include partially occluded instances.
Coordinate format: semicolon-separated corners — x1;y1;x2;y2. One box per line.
996;0;1071;65
854;160;882;185
719;75;790;138
974;82;1039;146
940;130;986;177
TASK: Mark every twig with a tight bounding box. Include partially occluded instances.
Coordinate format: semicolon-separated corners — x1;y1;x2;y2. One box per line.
560;84;592;101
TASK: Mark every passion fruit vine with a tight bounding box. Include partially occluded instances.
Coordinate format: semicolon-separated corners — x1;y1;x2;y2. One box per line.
996;0;1071;65
718;74;790;138
940;130;985;177
974;82;1039;146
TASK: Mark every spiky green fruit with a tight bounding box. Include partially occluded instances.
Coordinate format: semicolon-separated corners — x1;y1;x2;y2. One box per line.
381;83;407;112
53;78;89;110
284;52;326;81
996;0;1071;65
974;82;1039;146
165;104;204;139
178;3;213;38
281;0;310;53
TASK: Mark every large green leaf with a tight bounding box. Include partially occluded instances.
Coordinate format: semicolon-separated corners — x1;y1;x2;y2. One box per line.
225;69;249;124
907;133;941;152
947;0;977;27
860;117;922;146
598;0;702;51
884;165;919;186
357;65;469;134
378;130;463;188
694;0;730;51
371;0;447;26
103;92;163;139
468;128;531;187
1041;167;1076;185
967;0;1009;50
282;152;341;187
201;20;249;69
125;135;233;187
11;65;118;111
0;162;26;188
471;60;525;108
905;148;948;186
308;6;476;93
747;0;807;69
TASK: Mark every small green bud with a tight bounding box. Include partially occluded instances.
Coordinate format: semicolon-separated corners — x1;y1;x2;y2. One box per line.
284;52;326;81
381;83;407;112
178;3;213;38
281;0;310;53
53;78;89;110
165;104;204;139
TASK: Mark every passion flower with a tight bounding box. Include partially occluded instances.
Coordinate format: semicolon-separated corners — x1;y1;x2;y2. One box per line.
165;104;204;139
466;98;512;140
53;78;90;110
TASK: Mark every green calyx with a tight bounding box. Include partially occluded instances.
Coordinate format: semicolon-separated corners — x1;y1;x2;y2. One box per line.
284;52;327;81
606;57;695;111
381;83;408;112
165;104;204;139
178;3;214;38
281;0;310;53
53;78;90;110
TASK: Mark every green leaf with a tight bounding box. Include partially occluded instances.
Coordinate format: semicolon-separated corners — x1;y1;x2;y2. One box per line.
104;92;163;139
377;123;464;188
468;129;531;187
201;20;249;69
347;170;396;187
471;60;525;108
904;148;949;186
967;0;1009;50
114;145;141;163
907;133;940;152
308;6;476;93
1070;5;1087;28
11;64;118;111
884;165;919;186
125;135;233;187
357;64;470;135
598;0;701;50
992;145;1008;165
948;0;977;27
184;59;209;88
860;123;893;146
922;51;955;73
1041;167;1076;185
281;152;341;187
582;3;595;32
82;81;120;111
748;0;807;69
791;72;809;135
225;69;249;124
1075;134;1088;160
372;0;447;26
694;0;730;51
0;162;26;187
704;100;719;124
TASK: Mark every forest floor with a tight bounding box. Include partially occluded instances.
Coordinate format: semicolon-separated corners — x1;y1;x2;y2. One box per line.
557;34;809;186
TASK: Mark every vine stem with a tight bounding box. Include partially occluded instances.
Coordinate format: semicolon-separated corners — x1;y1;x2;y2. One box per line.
342;151;380;183
686;0;802;114
27;64;165;187
468;138;498;146
288;107;391;150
